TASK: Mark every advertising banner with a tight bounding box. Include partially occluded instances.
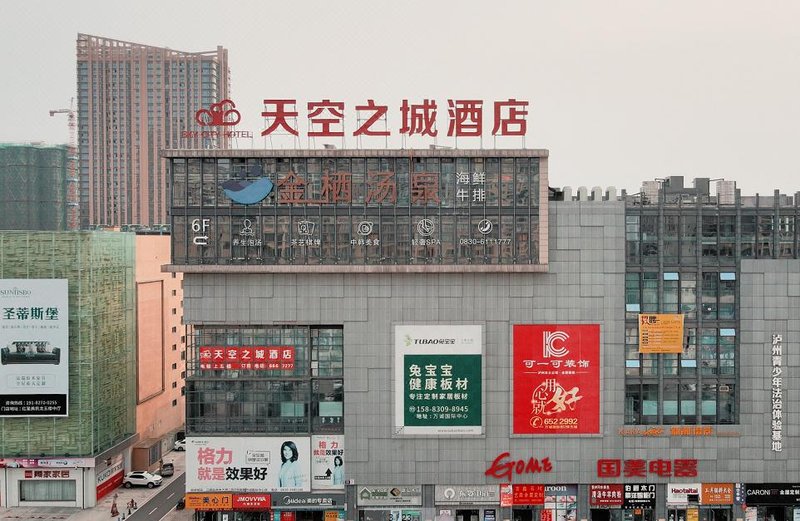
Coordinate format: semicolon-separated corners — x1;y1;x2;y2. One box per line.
638;314;684;354
186;437;311;493
311;435;345;490
512;324;600;434
0;279;69;416
589;484;624;507
96;454;124;501
394;325;483;435
198;346;295;371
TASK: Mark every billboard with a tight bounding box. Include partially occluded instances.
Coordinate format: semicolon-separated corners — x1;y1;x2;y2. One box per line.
512;324;600;434
311;435;345;490
0;279;69;416
186;437;311;493
638;314;684;353
394;325;483;435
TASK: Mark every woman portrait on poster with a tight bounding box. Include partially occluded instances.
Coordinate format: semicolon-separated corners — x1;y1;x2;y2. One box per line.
332;455;344;485
279;440;302;487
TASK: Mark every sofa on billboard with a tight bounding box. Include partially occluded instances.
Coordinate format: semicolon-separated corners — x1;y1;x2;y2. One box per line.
1;341;61;365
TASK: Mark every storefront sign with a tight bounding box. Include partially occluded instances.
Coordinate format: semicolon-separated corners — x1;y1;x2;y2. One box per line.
273;492;345;509
623;484;656;509
186;436;311;493
638;314;684;354
687;508;699;521
485;453;552;481
198;346;294;371
597;459;697;478
513;324;600;434
435;485;499;504
233;494;271;510
0;457;94;468
312;435;345;490
745;484;800;505
484;509;496;521
23;469;72;479
771;334;784;452
667;484;701;505
701;484;733;505
500;484;513;507
185;493;233;511
357;486;423;506
394;325;483;435
512;484;546;505
0;279;69;416
589;484;624;507
95;455;124;501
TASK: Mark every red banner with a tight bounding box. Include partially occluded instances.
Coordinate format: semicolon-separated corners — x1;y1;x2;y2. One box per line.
589;484;624;506
198;346;295;370
233;493;271;510
513;325;600;434
512;484;545;505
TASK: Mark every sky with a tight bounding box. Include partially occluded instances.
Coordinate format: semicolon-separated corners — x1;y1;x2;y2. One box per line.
3;0;799;196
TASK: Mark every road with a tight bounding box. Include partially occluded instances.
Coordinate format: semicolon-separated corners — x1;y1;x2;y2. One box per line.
127;473;185;521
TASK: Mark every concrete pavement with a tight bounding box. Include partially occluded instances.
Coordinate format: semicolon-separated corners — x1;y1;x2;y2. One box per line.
0;449;191;521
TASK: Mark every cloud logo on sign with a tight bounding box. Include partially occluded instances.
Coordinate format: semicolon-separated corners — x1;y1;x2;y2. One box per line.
195;99;241;127
543;331;569;358
222;164;274;205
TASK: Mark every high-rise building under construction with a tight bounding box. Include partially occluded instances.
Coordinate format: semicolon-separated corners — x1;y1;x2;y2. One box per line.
76;34;230;228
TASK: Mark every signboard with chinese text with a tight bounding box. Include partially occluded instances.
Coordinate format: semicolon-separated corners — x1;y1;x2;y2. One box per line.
96;454;123;501
589;484;624;507
394;325;482;435
357;486;423;506
623;484;656;509
198;346;295;371
233;494;272;510
185;493;233;511
273;492;345;509
667;484;701;505
701;484;734;505
186;437;310;493
513;324;600;434
745;484;800;505
638;314;684;354
312;435;345;490
511;484;545;505
435;485;499;505
168;150;547;270
0;279;69;416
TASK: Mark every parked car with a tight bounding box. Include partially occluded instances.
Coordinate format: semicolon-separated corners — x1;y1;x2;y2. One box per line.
158;462;174;477
123;471;163;488
174;438;186;451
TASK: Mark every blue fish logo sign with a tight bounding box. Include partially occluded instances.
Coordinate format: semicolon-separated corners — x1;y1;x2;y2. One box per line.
221;164;274;205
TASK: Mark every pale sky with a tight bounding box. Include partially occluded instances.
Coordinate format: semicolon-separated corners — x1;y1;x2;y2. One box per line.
3;0;799;196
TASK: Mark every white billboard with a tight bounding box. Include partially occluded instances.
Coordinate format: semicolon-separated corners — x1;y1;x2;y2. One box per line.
311;435;345;490
186;437;311;493
393;324;483;435
0;279;69;417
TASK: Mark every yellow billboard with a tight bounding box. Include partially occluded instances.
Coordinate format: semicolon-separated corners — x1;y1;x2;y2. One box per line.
638;314;684;353
184;493;233;511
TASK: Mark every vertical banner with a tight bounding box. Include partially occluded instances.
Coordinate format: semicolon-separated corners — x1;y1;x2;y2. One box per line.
311;435;345;490
0;279;69;416
513;324;600;434
394;325;483;435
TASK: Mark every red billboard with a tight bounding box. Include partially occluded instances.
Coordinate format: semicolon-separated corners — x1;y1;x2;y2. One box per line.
198;346;295;371
233;493;271;510
513;324;600;434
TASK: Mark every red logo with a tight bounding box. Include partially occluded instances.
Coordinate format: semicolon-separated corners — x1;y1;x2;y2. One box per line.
195;100;241;127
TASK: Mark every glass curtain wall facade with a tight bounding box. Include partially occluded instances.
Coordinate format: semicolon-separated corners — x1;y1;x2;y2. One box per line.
77;34;230;227
624;185;799;425
186;325;344;437
0;231;136;456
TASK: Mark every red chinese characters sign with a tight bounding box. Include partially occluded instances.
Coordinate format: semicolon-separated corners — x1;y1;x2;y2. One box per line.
198;346;295;371
259;98;529;138
512;484;546;505
512;325;600;434
596;458;698;478
589;484;624;507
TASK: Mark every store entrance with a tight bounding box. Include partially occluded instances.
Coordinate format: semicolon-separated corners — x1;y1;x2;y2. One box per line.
624;509;654;521
456;510;479;521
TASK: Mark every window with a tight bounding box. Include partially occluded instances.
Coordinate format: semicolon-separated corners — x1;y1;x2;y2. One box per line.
172;399;178;407
20;480;76;502
171;363;177;370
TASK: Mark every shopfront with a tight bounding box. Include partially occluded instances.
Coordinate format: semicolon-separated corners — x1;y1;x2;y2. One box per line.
698;483;734;521
357;486;424;521
435;485;500;521
589;484;655;521
744;484;800;521
510;485;576;521
6;467;85;507
666;483;701;521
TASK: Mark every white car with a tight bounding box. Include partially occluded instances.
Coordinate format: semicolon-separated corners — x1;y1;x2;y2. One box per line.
174;438;186;451
123;471;163;488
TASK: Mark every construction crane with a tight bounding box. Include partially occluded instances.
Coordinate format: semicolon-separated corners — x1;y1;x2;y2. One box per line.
49;98;80;230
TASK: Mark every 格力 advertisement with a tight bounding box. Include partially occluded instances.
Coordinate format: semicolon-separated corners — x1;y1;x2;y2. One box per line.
311;435;345;490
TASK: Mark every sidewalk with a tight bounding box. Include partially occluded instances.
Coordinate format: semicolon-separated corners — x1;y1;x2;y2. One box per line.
0;449;190;521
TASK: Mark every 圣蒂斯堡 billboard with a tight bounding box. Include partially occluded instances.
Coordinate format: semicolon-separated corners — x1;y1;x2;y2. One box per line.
394;325;483;435
186;437;311;493
513;324;600;434
0;279;69;417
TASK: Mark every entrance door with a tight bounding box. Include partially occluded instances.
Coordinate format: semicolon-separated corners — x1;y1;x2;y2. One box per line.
456;510;479;521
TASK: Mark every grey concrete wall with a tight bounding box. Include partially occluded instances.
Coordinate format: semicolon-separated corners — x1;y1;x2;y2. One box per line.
181;203;800;489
